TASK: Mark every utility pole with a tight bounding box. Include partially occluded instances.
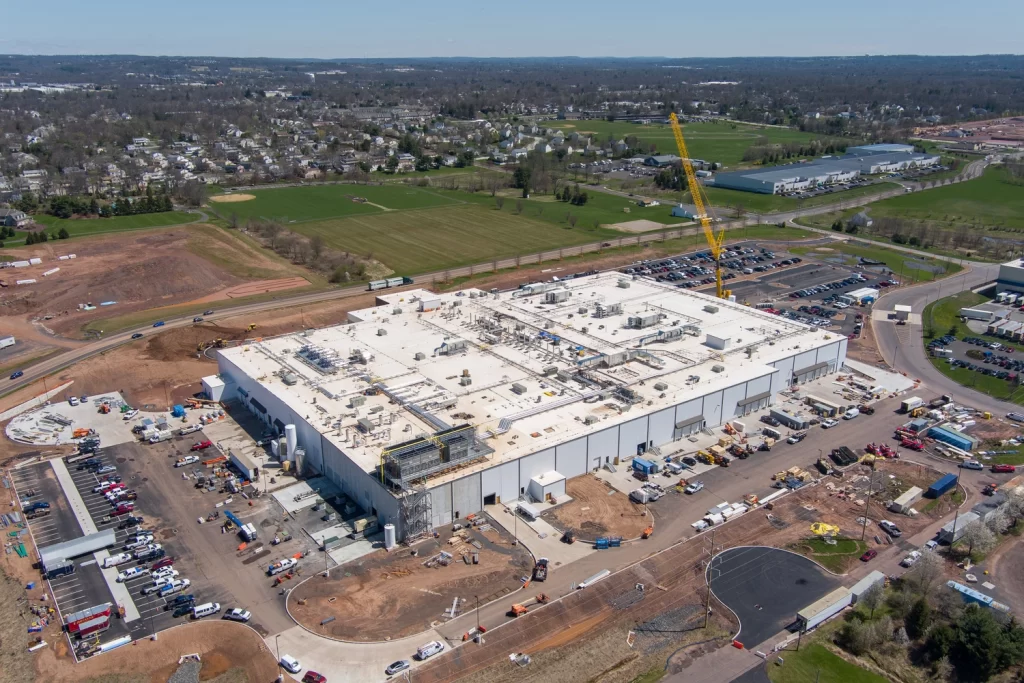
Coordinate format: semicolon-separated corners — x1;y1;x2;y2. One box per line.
702;527;717;629
475;594;480;634
275;634;282;683
946;467;966;555
861;466;876;541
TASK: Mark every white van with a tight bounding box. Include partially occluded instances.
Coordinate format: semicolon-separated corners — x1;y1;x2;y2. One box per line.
843;408;860;420
416;640;445;660
103;552;132;568
279;654;301;673
192;602;221;619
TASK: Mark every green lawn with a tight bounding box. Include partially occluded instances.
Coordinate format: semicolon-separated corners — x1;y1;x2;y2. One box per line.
210;183;463;223
922;292;1024;406
1;211;197;246
790;537;867;574
550;119;823;167
789;242;961;284
768;644;887;683
870;167;1024;230
462;188;682;226
293;202;622;274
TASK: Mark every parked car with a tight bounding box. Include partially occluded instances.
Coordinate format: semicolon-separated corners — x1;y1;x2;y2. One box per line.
993;464;1017;473
684;481;704;494
901;550;922;567
385;660;410;676
821;418;839;429
860;549;878;562
961;460;984;470
224;608;251;622
416;641;445;661
879;520;902;537
302;673;327;683
280;655;302;674
151;557;174;571
117;566;146;582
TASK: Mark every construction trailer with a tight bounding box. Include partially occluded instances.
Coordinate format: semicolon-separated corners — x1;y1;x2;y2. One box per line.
39;529;116;574
796;588;853;631
938;512;979;544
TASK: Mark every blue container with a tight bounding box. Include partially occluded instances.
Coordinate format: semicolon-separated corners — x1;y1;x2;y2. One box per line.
927;473;958;498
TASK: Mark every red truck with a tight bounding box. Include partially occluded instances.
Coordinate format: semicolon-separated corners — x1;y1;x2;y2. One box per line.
900;438;925;451
65;603;112;638
111;502;134;516
190;440;213;452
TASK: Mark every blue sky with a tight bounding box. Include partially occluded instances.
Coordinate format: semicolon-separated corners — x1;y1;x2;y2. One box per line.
3;0;1022;58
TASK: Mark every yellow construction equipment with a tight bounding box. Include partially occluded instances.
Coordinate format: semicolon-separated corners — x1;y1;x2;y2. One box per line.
247;323;257;331
668;112;729;299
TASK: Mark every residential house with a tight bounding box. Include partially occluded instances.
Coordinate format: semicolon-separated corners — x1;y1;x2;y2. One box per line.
0;208;30;227
441;155;458;167
535;142;552;154
510;149;528;160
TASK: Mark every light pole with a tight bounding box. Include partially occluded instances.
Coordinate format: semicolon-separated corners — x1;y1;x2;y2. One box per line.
475;594;481;634
275;634;282;682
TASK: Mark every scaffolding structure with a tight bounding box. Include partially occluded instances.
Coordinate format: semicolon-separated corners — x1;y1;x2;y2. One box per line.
398;485;433;544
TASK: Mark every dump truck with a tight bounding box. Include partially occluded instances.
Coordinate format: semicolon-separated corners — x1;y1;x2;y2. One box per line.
532;558;549;582
267;557;298;576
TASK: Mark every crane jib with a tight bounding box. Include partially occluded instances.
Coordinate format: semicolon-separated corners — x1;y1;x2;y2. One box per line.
669;113;729;299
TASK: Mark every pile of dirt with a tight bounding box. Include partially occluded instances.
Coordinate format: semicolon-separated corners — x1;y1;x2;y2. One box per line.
542;475;650;539
289;529;533;641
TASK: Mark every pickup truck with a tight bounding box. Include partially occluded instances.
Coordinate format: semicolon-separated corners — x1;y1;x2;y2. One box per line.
190;440;213;452
175;455;200;467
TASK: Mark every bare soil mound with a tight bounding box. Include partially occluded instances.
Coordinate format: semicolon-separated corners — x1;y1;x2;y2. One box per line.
209;193;256;203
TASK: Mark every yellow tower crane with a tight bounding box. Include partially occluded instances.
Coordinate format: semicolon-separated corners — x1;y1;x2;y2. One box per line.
668;112;729;299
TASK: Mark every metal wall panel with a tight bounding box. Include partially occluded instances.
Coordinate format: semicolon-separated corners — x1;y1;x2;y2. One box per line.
721;383;748;420
745;374;772;399
618;416;650;457
587;426;619;470
648;408;676;448
451;475;481;520
770;356;795;395
794;350;817;372
675;399;703;422
555;438;588;479
480;459;519;504
702;390;724;427
838;338;848;366
430;482;452;527
519;448;556;492
816;342;839;366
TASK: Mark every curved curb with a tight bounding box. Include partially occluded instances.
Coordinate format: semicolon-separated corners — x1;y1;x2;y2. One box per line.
705;545;847;643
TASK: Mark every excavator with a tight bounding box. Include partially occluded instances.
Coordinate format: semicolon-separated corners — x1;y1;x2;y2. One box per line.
668;112;729;300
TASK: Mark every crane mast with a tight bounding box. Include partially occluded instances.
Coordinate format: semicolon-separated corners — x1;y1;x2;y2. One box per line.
668;112;729;299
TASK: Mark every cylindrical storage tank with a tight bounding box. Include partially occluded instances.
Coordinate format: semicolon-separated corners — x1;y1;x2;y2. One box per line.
279;437;288;460
285;424;297;460
384;524;396;550
294;448;306;475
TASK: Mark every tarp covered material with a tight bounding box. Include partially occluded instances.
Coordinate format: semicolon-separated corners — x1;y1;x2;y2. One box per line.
39;528;116;570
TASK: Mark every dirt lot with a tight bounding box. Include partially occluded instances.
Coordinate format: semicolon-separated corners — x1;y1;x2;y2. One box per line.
0;224;308;340
289;524;534;642
542;474;650;540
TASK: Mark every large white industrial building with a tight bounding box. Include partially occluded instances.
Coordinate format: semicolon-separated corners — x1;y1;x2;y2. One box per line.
214;273;847;542
709;144;940;195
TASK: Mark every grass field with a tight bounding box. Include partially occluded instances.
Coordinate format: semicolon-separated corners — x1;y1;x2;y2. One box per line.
468;187;682;226
293;203;622;274
211;184;461;223
790;537;867;574
922;292;1024;406
870;167;1024;230
1;211;197;247
790;242;961;284
552;119;822;167
767;644;887;683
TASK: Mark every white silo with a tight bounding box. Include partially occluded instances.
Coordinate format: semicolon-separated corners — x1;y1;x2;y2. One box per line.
384;524;397;550
285;424;297;460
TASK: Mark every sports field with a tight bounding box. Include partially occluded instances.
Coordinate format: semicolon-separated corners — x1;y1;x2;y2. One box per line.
4;211;197;245
554;119;822;167
870;167;1024;229
210;183;462;223
293;203;621;274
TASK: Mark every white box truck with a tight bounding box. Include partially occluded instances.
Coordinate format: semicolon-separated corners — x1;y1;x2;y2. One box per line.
900;397;923;413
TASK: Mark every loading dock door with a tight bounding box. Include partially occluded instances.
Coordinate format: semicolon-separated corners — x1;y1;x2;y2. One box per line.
674;415;705;440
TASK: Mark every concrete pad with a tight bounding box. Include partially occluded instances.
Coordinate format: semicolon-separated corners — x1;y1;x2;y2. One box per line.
327;538;377;565
50;458;97;535
484;503;593;568
272;477;342;515
872;309;922;325
6;391;136;446
844;358;916;393
270;624;446;683
92;550;141;622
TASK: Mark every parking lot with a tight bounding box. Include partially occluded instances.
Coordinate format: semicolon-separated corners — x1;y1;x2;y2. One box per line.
620;242;897;339
8;427;301;656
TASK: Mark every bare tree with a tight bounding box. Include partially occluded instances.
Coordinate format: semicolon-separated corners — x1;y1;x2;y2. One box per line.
904;551;943;594
568;214;578;228
515;199;523;214
495;196;505;210
860;582;884;619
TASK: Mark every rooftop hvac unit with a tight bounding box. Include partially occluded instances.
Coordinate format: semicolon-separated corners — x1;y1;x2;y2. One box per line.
617;279;631;289
377;328;388;336
511;383;527;395
544;290;569;304
350;396;366;408
542;366;558;376
703;305;719;314
584;416;599;425
628;314;660;329
654;382;668;391
392;307;403;314
712;365;725;373
414;352;426;361
282;373;298;386
578;306;588;314
460;376;472;386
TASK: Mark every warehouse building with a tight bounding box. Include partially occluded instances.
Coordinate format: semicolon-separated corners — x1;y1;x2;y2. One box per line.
709;144;940;195
214;273;847;542
997;257;1024;295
